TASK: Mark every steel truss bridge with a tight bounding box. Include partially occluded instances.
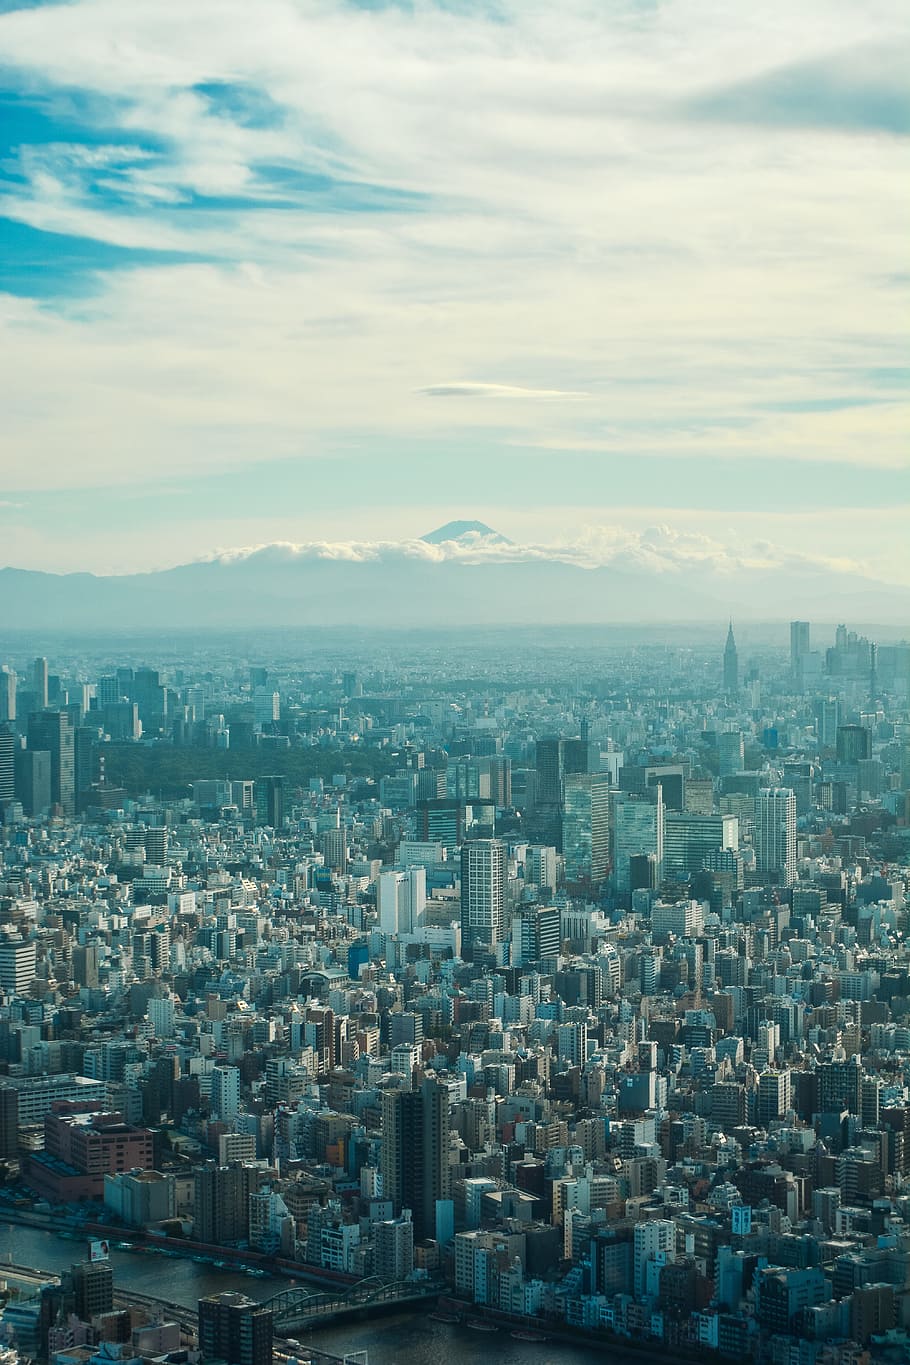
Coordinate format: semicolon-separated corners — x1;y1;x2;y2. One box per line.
262;1276;439;1333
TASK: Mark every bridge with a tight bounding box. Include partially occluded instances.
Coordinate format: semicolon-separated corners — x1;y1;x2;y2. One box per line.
262;1276;439;1333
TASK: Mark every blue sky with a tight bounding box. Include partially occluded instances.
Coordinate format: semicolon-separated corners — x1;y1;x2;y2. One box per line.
0;0;907;579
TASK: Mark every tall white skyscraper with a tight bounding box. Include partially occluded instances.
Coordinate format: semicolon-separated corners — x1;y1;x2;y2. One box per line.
460;838;506;958
755;787;797;887
378;866;427;936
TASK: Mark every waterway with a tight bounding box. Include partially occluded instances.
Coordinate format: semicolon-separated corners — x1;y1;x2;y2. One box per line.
0;1222;606;1365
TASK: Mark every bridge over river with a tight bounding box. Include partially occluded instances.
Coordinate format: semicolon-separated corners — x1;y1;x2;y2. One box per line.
261;1277;439;1334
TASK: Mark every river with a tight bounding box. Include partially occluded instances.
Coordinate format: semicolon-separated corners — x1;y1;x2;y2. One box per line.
0;1222;604;1365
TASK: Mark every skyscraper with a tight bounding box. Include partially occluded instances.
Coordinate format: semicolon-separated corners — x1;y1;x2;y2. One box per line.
27;709;74;817
755;787;797;887
32;657;48;710
460;837;506;959
198;1292;273;1365
790;621;810;675
378;867;426;936
723;622;739;695
562;773;611;885
0;727;14;806
380;1077;451;1242
0;668;15;724
535;737;564;805
612;786;664;896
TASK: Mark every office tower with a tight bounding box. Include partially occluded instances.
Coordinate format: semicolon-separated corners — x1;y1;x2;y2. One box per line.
487;754;511;807
562;773;611;884
133;667;167;726
526;844;558;895
755;788;797;887
535;737;564;805
194;1162;261;1244
211;1065;241;1120
0;1087;18;1159
14;748;51;817
815;698;840;748
378;866;426;936
0;933;37;993
512;904;561;965
0;668;15;724
253;775;284;828
72;1259;114;1320
27;709;74;817
564;737;597;775
72;944;101;990
32;657;48;710
460;838;506;958
758;1070;792;1126
836;725;871;764
253;688;280;729
319;826;347;874
723;622;739;695
198;1292;273;1365
380;1077;451;1242
0;727;13;806
790;622;810;674
374;1212;414;1282
663;812;739;879
249;666;269;690
612;786;664;896
718;730;745;776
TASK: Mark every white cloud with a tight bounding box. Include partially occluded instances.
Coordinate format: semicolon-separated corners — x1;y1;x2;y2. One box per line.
0;0;906;509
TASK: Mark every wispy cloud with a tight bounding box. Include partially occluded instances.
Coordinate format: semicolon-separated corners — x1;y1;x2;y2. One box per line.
0;0;906;558
418;382;590;400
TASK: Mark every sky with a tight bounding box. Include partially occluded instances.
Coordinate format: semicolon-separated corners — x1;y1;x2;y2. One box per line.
0;0;908;580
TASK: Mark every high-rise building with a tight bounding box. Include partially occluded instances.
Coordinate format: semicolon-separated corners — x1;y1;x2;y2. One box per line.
27;709;74;817
253;775;284;829
612;787;664;896
194;1162;262;1245
0;1086;19;1159
755;788;797;887
758;1070;792;1126
14;747;51;818
723;623;739;695
0;668;15;724
460;838;506;959
815;698;840;748
535;737;564;806
380;1077;451;1242
836;725;871;764
198;1292;273;1365
0;933;37;994
663;812;739;880
562;773;611;885
32;657;49;710
718;730;745;777
211;1065;241;1120
378;867;426;937
72;1259;113;1320
0;727;14;806
790;622;810;675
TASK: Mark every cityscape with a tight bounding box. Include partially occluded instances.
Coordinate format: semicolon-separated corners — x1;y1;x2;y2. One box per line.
0;619;907;1365
1;1;908;1365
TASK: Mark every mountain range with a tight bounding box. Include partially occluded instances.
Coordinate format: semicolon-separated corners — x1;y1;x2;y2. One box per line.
1;523;907;630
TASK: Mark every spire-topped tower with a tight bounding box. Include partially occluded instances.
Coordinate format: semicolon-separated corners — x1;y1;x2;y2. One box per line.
723;620;739;696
